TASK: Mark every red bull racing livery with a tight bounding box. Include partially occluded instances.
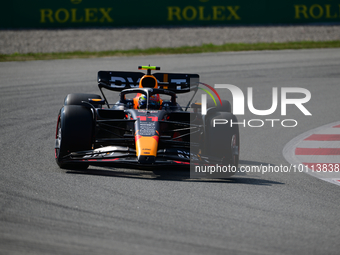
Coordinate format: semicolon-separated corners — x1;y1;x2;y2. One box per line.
55;66;239;174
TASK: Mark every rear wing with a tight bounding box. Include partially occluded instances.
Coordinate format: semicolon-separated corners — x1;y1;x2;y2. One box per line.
97;71;199;94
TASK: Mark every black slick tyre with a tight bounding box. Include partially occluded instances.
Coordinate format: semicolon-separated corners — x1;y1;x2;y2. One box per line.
64;93;102;108
207;99;232;113
55;105;94;170
204;111;240;173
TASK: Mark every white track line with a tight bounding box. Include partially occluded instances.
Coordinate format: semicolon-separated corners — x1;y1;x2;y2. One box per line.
313;128;340;134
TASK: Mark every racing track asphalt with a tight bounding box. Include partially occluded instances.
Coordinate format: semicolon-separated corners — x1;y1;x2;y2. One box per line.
1;49;340;255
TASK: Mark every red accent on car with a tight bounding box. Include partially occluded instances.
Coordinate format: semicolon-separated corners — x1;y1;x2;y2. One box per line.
174;161;190;164
137;116;147;121
152;136;159;142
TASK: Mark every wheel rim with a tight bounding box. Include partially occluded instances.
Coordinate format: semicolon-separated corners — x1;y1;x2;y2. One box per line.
55;115;61;159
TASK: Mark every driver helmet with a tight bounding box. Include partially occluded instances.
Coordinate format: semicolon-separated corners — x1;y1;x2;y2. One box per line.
137;94;161;109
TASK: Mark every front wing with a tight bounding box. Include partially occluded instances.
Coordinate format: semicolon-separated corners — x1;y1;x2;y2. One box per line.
59;146;221;169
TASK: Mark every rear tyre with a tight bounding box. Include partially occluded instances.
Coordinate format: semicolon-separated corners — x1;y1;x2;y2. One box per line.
55;105;94;170
64;93;102;108
207;99;232;113
204;111;239;176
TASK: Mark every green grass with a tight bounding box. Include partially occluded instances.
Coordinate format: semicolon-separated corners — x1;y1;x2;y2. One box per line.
1;41;340;62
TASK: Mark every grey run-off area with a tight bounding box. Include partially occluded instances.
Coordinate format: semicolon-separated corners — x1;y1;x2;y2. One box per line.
1;25;340;54
1;49;340;255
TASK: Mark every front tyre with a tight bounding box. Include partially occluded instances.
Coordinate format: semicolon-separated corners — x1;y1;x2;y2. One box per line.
55;105;94;170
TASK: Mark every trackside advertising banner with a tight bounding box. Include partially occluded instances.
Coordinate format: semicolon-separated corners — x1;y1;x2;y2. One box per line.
1;0;340;28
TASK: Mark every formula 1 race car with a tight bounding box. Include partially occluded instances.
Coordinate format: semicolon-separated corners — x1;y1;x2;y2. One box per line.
55;66;239;176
